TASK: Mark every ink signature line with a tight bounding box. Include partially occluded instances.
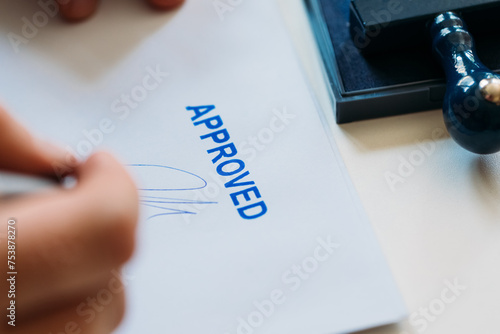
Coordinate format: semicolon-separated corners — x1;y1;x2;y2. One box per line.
128;164;217;219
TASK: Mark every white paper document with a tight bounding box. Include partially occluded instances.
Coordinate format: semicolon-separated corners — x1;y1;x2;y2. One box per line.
0;0;406;333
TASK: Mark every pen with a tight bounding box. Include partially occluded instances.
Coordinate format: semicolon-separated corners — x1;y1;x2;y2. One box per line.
0;172;69;196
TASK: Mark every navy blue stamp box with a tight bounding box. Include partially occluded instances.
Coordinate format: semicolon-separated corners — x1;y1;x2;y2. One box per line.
305;0;500;123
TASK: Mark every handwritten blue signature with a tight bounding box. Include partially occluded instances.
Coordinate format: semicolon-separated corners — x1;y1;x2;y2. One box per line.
128;164;217;219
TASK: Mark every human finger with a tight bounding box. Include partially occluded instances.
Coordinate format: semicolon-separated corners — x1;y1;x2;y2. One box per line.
0;107;72;177
58;0;185;21
147;0;185;10
58;0;100;22
0;152;138;316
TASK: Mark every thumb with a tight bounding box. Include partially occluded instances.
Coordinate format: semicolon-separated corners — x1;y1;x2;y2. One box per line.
0;107;74;177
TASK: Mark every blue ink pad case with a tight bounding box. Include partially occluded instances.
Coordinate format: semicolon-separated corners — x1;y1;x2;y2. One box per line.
306;0;500;123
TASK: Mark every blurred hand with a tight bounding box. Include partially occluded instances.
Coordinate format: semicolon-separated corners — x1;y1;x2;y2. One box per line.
0;108;139;333
59;0;185;21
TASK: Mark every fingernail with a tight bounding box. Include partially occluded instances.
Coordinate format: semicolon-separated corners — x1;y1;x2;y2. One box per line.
37;140;77;165
59;0;100;21
37;141;81;178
